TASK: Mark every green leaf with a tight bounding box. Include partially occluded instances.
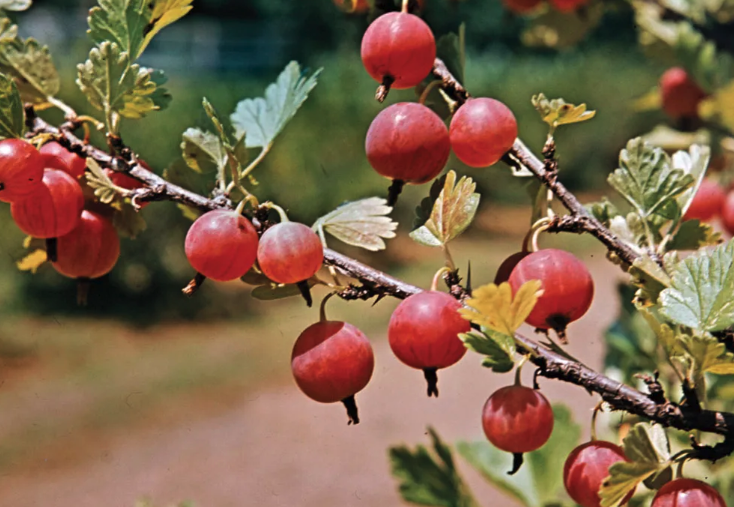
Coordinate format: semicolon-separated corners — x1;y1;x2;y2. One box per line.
436;28;464;85
609;138;694;220
659;241;734;332
640;310;686;360
667;219;723;251
76;42;169;121
458;405;581;507
16;249;46;273
681;333;734;375
89;0;193;61
251;279;317;301
231;61;321;149
587;198;621;226
600;423;670;507
531;93;596;130
181;127;226;174
410;170;480;248
390;427;478;507
0;72;24;138
0;18;60;103
313;197;396;251
628;254;671;308
0;1;31;11
85;158;119;204
459;329;515;373
113;203;147;239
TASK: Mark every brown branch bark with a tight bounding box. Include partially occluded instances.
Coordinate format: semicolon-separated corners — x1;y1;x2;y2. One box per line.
26;60;733;446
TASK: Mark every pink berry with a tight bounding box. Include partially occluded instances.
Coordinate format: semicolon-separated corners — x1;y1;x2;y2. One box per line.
449;98;518;168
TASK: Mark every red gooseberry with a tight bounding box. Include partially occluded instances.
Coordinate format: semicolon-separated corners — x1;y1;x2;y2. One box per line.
360;12;436;90
0;138;44;203
683;178;725;222
660;67;707;119
651;478;726;507
291;320;375;424
40;141;87;179
508;248;594;335
564;441;632;507
52;210;120;279
449;98;518;168
721;190;734;235
482;385;554;454
10;169;84;238
257;222;324;284
365;102;450;196
503;0;543;13
184;210;259;281
550;0;589;12
388;290;470;396
494;251;529;284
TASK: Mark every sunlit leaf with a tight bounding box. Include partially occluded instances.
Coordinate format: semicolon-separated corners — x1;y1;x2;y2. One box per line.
459;329;515;373
410;170;480;248
532;93;596;130
629;254;671;308
667;219;723;251
231;61;321;149
16;249;46;273
313;197;396;251
681;333;734;375
459;280;542;336
0;72;23;138
85;158;119;204
660;241;734;331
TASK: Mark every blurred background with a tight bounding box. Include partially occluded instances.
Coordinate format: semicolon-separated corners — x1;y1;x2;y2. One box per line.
0;1;682;506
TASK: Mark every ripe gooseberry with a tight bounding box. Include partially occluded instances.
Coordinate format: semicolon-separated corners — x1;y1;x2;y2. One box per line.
52;210;120;279
482;385;554;457
10;169;84;238
508;248;594;336
365;102;450;202
564;441;632;507
449;98;518;168
660;67;707;119
388;290;470;396
721;191;734;235
683;179;725;222
40;141;87;179
258;221;323;284
549;0;589;12
292;320;375;424
360;12;436;92
503;0;543;13
0;138;44;203
651;478;726;507
184;210;259;281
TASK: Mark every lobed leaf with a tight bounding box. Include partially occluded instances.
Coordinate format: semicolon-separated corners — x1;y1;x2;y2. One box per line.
390;427;478;507
89;0;193;61
181;127;226;174
659;241;734;331
667;219;722;251
0;71;24;139
410;170;480;248
459;329;515;373
609;138;694;220
531;93;596;130
460;280;542;336
231;61;321;149
85;158;119;204
673;145;711;218
629;254;671;308
313;197;396;251
681;333;734;376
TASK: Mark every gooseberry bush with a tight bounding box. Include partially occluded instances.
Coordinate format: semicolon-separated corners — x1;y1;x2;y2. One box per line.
2;0;734;506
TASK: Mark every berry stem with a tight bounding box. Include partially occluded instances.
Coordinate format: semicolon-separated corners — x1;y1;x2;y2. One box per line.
418;80;442;106
386;179;404;206
529;217;552;252
319;292;337;322
401;0;409;13
514;356;528;387
296;280;314;307
45;237;58;263
342;395;360;425
263;202;290;223
430;266;452;291
423;367;439;397
76;278;90;306
591;401;604;441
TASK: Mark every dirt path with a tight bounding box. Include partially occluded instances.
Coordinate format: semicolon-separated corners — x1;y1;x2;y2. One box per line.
0;259;621;507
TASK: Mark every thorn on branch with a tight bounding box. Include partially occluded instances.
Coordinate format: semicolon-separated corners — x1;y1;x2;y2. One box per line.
681;379;702;413
635;372;666;405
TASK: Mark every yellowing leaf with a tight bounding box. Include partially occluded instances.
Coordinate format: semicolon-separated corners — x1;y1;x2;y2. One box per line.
682;333;734;375
410;170;480;248
141;0;194;57
460;280;542;336
16;249;46;273
85;158;119;204
532;93;596;131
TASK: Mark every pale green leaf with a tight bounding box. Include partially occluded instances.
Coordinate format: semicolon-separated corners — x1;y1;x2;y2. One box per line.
410;170;480;248
609;138;694;219
390;427;478;507
628;254;671;308
0;18;59;103
231;61;321;149
673;144;711;218
0;72;24;138
459;329;515;373
681;333;734;375
89;0;193;61
181;127;226;174
76;42;169;119
16;249;46;273
660;241;734;331
313;197;396;252
457;405;580;507
0;0;31;11
532;93;596;129
640;309;686;359
667;219;723;251
85;158;119;204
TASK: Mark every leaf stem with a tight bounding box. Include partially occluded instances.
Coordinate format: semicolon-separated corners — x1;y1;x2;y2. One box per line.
431;266;452;291
225;145;270;195
401;0;409;12
320;292;337;322
591;401;605;441
263;202;290;223
443;244;457;271
47;96;77;120
418;80;443;106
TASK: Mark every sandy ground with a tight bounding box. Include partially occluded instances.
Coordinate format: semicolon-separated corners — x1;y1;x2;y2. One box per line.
0;258;621;507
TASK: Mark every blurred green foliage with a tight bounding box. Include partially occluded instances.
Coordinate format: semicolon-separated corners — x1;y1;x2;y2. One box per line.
0;2;669;321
